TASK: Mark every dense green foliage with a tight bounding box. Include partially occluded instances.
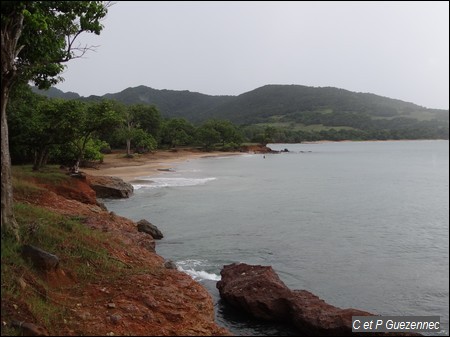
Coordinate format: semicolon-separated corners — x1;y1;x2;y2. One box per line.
8;85;123;168
196;120;243;150
107;102;160;156
1;1;109;240
34;84;449;142
8;86;245;167
2;1;108;89
160;118;196;148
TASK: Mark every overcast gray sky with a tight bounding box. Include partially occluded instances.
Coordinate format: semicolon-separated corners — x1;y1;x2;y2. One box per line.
55;1;449;110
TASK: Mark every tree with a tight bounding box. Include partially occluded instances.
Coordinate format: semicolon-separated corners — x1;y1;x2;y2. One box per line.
115;104;158;156
7;83;47;164
127;104;162;139
198;119;244;149
160;118;195;148
206;119;243;146
70;100;122;172
8;89;120;170
1;1;109;240
30;99;86;171
195;124;221;150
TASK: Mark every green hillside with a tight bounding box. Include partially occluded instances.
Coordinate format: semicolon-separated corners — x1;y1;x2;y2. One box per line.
208;85;448;123
101;85;234;121
33;84;449;140
31;86;81;100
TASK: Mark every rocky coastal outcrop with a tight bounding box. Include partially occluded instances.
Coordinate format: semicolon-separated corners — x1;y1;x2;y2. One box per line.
240;144;277;154
87;175;134;198
217;263;420;336
7;171;229;336
35;172;98;205
217;263;292;321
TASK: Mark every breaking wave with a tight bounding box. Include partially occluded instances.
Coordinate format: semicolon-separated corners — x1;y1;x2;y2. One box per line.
176;259;221;281
132;177;216;190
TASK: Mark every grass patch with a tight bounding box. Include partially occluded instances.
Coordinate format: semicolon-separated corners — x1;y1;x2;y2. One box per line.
12;165;69;186
401;110;437;121
300;124;355;131
12;165;67;200
254;122;356;131
12;178;45;199
12;203;123;280
1;235;27;298
1;202;127;335
27;295;65;329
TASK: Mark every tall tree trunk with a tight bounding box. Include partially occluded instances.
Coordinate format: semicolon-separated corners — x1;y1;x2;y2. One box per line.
72;160;80;174
32;147;46;171
1;82;20;241
126;138;131;156
75;134;90;170
42;148;50;167
1;11;24;241
126;121;132;157
33;145;48;171
72;142;85;174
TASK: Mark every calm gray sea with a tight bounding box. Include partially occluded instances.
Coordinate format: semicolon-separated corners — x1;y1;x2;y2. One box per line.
104;140;449;336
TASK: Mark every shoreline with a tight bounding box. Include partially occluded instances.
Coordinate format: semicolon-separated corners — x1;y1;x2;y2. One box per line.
82;140;447;181
82;149;243;182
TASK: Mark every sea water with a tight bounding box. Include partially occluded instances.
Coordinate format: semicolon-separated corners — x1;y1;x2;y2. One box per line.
103;140;449;336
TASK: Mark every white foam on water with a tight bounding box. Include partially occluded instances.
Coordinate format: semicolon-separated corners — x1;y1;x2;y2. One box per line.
132;177;216;190
178;267;221;281
176;259;221;281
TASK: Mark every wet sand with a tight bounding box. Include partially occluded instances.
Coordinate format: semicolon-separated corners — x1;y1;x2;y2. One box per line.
82;149;241;182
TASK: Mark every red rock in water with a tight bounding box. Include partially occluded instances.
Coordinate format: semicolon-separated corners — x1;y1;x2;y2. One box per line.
217;263;418;336
217;263;291;321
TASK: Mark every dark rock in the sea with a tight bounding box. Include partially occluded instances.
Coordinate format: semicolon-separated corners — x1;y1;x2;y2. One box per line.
216;263;291;321
289;290;373;335
137;219;164;240
217;263;419;336
88;175;133;198
21;245;59;272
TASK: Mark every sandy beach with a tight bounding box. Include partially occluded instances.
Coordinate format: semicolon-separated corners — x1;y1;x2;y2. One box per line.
82;148;241;182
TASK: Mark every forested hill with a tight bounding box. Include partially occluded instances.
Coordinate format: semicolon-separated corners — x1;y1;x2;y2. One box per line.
102;85;234;122
32;84;448;126
207;85;448;124
32;85;234;122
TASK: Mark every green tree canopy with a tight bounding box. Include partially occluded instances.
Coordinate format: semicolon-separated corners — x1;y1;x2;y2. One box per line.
69;100;123;171
200;119;244;147
113;103;159;156
1;1;109;240
8;87;122;171
127;104;162;138
160;118;195;148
